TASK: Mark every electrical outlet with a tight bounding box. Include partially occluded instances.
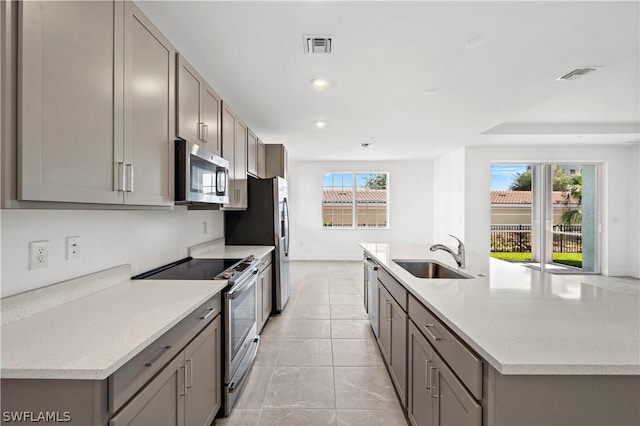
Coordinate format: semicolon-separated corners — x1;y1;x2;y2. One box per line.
29;240;49;269
66;236;80;260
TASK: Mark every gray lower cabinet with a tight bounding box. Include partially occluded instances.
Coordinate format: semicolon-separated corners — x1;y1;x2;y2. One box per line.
408;320;436;426
112;315;221;426
184;315;222;426
257;255;273;333
408;321;481;426
378;281;407;408
109;353;186;426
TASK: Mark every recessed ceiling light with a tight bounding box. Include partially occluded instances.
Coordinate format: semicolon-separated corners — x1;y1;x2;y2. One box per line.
465;36;485;49
423;89;438;96
311;78;330;89
360;143;373;149
315;121;328;129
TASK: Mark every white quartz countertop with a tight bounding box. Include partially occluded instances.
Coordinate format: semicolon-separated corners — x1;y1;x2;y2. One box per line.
361;243;640;375
0;278;227;380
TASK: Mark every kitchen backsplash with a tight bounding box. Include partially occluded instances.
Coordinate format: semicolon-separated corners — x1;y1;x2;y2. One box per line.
0;208;224;297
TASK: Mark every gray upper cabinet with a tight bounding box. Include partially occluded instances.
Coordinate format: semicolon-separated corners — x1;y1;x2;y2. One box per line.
247;129;258;177
221;102;247;209
176;54;221;155
18;0;174;206
122;1;174;206
257;140;266;179
265;144;288;180
18;0;122;204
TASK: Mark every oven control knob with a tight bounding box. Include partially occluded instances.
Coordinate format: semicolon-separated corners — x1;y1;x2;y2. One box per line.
221;270;234;279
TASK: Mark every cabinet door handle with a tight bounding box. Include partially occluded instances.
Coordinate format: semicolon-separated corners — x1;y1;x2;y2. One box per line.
125;163;134;193
198;307;216;320
385;301;392;321
185;359;193;389
197;122;203;141
236;188;240;203
429;366;439;398
203;124;209;142
117;162;125;192
179;366;186;396
144;345;172;367
423;324;442;341
425;359;431;390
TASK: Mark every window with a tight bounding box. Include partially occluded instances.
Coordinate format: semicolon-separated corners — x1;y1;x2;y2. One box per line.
322;172;388;228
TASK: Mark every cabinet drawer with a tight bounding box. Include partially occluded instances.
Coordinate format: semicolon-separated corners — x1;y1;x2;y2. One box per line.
258;253;272;272
109;292;221;413
377;267;407;311
408;295;482;400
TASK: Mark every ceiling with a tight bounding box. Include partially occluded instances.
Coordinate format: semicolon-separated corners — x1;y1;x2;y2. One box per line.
135;1;640;161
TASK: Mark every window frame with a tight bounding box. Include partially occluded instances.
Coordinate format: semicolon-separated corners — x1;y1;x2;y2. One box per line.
321;172;390;230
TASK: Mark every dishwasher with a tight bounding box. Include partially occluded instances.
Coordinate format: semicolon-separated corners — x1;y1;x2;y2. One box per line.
364;256;379;338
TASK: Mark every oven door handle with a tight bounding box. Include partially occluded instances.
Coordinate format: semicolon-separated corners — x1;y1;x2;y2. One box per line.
227;270;258;300
228;336;260;393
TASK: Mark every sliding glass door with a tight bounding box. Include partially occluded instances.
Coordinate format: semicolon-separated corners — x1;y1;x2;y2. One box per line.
490;163;600;273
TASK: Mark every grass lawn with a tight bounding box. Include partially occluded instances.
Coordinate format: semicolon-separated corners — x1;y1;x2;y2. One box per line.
552;252;582;268
490;252;583;268
490;252;532;261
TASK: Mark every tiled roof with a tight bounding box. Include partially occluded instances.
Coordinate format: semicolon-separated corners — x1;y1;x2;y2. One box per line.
491;191;576;205
323;189;387;203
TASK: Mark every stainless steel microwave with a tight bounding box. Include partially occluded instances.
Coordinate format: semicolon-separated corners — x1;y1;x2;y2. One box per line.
175;139;229;205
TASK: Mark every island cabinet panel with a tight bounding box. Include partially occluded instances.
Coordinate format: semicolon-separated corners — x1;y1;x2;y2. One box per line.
378;279;407;408
408;295;483;400
408;321;436;426
484;369;640;426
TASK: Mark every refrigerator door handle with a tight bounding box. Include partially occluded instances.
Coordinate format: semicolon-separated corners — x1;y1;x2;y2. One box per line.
284;197;290;256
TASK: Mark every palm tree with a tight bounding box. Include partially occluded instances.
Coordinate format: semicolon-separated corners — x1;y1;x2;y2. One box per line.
560;175;582;225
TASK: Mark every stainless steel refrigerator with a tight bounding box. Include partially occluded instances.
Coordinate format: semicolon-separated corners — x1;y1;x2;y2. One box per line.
224;176;290;312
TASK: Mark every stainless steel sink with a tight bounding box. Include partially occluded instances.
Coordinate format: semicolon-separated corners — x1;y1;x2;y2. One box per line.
392;259;473;279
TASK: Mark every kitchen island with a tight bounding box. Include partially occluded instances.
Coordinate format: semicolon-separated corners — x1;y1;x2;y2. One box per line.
361;243;640;426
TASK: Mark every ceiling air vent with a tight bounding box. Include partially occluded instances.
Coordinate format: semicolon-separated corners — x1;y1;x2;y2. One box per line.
556;67;601;81
304;35;333;54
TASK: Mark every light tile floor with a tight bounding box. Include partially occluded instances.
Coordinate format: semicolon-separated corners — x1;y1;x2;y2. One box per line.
215;260;408;426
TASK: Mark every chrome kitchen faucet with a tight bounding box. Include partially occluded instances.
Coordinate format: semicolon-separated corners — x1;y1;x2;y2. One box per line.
430;234;466;268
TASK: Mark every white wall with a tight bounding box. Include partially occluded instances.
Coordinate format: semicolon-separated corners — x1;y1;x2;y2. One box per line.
0;208;224;297
432;148;466;244
630;143;640;278
437;144;639;277
288;160;433;260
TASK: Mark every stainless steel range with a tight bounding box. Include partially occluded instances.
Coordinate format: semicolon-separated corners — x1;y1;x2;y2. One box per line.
213;256;260;415
132;255;260;416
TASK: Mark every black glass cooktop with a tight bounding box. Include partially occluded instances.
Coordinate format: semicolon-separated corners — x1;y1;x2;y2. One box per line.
133;258;242;280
